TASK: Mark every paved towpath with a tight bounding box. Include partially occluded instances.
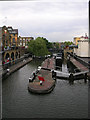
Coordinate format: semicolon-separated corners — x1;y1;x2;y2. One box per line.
70;57;88;71
41;57;55;69
70;57;90;79
2;57;32;77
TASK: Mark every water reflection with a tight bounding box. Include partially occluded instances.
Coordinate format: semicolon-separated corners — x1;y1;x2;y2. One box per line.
2;58;88;118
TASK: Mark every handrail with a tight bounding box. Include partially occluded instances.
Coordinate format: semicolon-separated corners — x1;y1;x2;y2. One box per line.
2;55;26;70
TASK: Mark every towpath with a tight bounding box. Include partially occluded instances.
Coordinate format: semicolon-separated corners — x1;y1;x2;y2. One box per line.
2;57;32;78
70;56;90;79
41;57;55;69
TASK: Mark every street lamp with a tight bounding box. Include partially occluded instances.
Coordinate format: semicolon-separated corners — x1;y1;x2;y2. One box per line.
4;29;7;49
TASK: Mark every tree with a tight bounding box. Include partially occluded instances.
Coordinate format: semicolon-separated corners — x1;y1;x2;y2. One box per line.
28;37;49;56
55;42;59;49
41;37;53;49
64;41;73;46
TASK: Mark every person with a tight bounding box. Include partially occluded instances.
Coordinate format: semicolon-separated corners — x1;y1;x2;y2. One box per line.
38;75;45;85
3;61;5;65
9;58;11;66
40;80;42;85
7;58;9;63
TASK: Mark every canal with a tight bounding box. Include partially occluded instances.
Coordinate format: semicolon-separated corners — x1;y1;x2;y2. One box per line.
2;59;88;118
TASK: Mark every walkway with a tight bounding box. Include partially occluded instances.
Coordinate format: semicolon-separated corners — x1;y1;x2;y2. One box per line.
70;57;90;79
70;57;89;71
41;57;55;69
80;57;90;63
2;57;32;78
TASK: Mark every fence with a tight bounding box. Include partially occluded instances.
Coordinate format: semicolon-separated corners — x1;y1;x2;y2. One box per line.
2;56;25;70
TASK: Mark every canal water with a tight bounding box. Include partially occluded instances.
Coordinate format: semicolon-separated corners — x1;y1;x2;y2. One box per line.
2;59;88;119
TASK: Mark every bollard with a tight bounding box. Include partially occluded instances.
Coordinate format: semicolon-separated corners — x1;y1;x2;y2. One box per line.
84;73;87;83
69;73;74;83
52;70;56;80
52;70;54;78
89;61;90;72
33;72;36;79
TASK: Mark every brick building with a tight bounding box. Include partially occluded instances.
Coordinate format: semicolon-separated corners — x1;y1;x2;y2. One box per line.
19;36;34;48
1;26;20;63
73;34;90;57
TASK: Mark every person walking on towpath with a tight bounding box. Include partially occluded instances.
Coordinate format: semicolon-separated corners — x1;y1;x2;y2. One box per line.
7;58;10;68
38;76;45;85
7;58;9;63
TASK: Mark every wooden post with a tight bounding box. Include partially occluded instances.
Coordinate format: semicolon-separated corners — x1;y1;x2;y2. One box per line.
69;73;74;83
89;61;90;72
52;70;56;80
84;73;87;83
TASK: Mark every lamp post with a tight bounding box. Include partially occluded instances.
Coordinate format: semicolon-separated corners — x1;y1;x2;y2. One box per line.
4;29;7;48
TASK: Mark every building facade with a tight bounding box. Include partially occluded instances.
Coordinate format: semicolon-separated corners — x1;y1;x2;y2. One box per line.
2;26;20;64
74;33;88;46
73;34;90;57
2;26;10;50
7;26;19;47
19;36;34;48
74;37;80;46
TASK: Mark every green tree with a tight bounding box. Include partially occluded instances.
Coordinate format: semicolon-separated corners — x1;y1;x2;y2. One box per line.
41;37;53;49
55;42;59;49
64;41;73;46
28;37;49;56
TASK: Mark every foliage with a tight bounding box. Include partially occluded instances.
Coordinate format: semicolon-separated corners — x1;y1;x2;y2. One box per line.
55;42;59;49
28;37;49;56
64;41;73;46
41;37;53;49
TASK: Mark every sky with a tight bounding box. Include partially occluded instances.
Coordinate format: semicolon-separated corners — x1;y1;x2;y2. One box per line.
0;0;89;42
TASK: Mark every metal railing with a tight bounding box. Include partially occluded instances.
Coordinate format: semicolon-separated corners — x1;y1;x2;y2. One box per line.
2;56;25;70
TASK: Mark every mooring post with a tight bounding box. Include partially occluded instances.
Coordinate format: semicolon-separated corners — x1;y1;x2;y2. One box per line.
89;61;90;72
69;73;74;83
52;70;56;80
84;73;87;83
33;72;36;79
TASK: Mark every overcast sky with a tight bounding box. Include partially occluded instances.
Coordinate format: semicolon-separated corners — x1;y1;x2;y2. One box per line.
0;0;89;42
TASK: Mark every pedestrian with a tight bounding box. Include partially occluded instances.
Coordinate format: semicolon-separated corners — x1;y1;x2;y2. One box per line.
9;58;11;66
38;75;45;85
7;58;9;63
3;61;5;65
40;80;42;85
6;58;9;68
